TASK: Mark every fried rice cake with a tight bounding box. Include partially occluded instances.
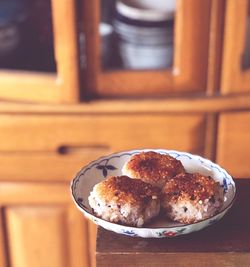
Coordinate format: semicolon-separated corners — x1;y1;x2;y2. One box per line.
88;175;160;227
122;151;185;188
161;172;224;224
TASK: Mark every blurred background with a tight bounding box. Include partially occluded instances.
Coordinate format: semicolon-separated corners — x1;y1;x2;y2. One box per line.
0;0;250;267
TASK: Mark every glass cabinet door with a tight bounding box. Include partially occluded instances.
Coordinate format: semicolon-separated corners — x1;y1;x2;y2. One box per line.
0;0;80;103
222;0;250;94
82;0;211;98
100;0;175;71
0;0;56;72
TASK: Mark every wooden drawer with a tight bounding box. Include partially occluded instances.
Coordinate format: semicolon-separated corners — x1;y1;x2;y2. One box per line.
217;112;250;178
0;114;206;181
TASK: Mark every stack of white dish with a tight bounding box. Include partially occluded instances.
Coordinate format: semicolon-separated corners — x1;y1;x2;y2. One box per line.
114;0;175;70
100;23;113;68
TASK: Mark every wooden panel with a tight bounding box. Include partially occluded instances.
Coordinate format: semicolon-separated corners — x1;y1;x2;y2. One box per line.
88;221;97;267
173;0;210;91
0;180;91;267
51;0;80;103
0;208;7;267
0;114;205;153
6;206;70;267
217;112;250;178
0;182;71;205
0;152;108;182
67;206;90;267
97;180;250;266
221;0;250;93
0;114;205;182
96;253;250;267
1;94;250;114
206;0;225;95
0;71;59;103
2;182;89;267
204;114;218;161
84;0;211;97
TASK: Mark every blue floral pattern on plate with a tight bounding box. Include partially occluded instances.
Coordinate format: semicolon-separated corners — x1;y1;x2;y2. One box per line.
96;160;117;177
121;229;138;237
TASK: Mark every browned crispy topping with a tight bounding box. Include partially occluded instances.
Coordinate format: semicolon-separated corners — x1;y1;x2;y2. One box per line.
96;175;160;205
162;173;220;202
126;151;185;184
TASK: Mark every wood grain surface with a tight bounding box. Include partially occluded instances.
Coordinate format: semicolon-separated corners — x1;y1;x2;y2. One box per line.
217;112;250;178
0;94;249;114
221;0;250;93
0;114;205;182
0;209;7;267
96;180;250;267
0;0;80;104
1;182;90;267
84;0;211;97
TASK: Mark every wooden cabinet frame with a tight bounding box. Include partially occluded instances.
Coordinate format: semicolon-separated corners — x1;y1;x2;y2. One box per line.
0;0;80;103
221;0;250;93
0;208;7;267
83;0;211;98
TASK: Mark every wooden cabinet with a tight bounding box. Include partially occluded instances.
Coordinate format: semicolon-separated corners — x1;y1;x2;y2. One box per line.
0;113;205;182
0;182;90;267
217;112;250;178
0;112;206;266
0;1;250;267
0;0;79;104
221;0;250;93
217;0;250;178
0;0;214;101
83;0;211;97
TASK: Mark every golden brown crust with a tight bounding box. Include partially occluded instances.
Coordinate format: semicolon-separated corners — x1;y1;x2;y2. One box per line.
95;175;160;205
162;173;221;203
124;151;185;187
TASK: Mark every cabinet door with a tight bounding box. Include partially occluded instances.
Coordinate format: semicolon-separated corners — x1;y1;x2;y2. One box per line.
83;0;211;98
0;0;79;103
216;112;250;178
221;0;250;93
0;182;91;267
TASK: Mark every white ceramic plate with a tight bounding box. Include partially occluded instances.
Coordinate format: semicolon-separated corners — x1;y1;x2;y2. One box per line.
71;149;236;238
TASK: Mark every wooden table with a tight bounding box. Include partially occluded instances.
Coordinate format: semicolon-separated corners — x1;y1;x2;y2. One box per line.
96;179;250;267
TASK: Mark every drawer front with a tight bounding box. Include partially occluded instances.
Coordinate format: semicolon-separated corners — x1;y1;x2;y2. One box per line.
217;112;250;178
0;114;206;181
